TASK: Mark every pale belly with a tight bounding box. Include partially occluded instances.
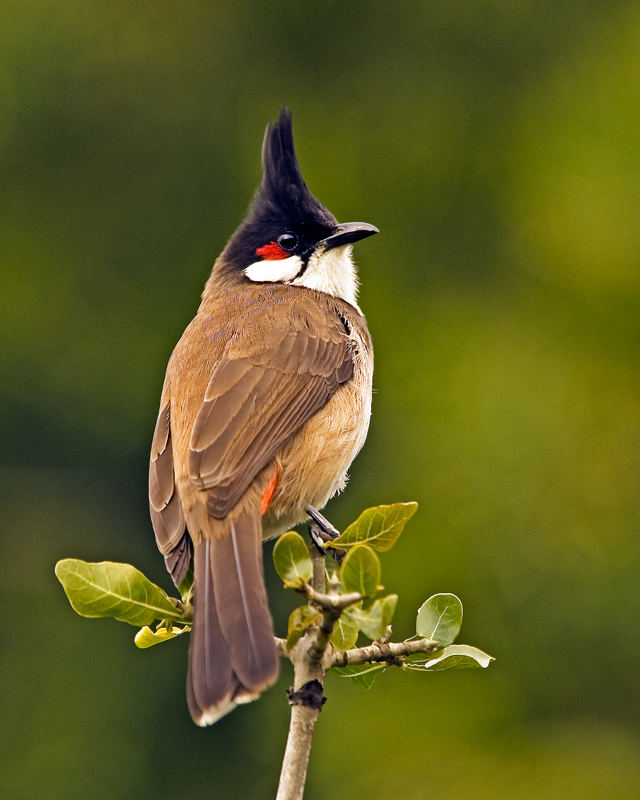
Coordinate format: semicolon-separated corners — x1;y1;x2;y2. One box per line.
262;342;373;539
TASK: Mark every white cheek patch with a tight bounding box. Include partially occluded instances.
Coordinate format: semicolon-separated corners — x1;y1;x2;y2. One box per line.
244;255;303;283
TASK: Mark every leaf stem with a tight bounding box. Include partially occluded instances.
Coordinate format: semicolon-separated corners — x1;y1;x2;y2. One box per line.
168;597;193;622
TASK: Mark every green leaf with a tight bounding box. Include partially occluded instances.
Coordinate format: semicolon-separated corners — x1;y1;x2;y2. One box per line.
340;545;380;598
404;644;494;671
134;624;190;649
55;559;187;627
330;502;418;551
331;601;362;650
416;593;463;647
286;604;320;649
352;594;398;640
178;564;194;604
332;663;387;688
273;532;313;588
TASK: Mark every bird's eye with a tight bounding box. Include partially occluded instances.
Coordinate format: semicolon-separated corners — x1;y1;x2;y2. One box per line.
276;232;298;251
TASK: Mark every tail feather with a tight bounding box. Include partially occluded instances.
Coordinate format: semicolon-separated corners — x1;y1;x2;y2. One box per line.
187;510;279;726
187;539;236;725
212;509;280;693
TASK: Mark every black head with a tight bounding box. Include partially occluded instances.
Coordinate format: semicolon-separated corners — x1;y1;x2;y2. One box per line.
221;108;377;274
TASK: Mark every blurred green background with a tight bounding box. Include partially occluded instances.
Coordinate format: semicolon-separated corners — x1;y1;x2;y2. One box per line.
2;1;640;798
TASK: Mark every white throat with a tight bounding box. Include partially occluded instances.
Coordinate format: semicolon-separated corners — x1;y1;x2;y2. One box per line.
293;245;359;308
243;245;360;309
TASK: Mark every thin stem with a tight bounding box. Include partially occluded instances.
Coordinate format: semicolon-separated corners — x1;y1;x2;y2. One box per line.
301;584;363;610
309;527;326;594
168;597;193;622
332;637;437;667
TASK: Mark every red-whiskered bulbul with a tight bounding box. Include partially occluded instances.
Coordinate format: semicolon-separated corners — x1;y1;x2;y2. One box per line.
149;108;377;725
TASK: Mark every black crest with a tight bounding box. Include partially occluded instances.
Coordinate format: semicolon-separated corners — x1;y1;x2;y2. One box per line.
259;108;336;227
222;109;338;269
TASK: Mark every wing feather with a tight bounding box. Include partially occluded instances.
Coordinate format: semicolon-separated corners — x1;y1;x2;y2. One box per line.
149;404;190;585
189;311;353;519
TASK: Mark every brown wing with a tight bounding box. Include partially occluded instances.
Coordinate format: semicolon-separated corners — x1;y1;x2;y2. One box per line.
188;311;353;519
149;403;190;585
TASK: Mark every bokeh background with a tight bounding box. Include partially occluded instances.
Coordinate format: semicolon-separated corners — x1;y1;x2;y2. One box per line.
2;1;640;798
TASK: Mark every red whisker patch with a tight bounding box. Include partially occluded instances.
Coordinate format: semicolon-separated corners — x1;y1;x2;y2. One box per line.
256;242;289;260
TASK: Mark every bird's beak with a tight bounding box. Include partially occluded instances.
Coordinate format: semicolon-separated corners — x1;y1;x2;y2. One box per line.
320;222;379;251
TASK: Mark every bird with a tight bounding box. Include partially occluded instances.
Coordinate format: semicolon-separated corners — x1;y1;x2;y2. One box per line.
148;108;378;726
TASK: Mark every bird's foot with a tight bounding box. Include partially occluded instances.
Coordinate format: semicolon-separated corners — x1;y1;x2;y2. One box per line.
305;505;340;540
306;506;345;564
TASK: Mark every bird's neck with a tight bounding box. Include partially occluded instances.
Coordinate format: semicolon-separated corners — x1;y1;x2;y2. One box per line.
201;245;361;312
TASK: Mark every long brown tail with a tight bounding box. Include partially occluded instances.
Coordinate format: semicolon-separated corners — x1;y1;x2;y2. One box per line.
187;507;279;726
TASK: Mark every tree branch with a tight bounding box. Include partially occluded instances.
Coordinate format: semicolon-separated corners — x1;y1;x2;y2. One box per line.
332;637;437;667
275;534;438;799
276;533;334;800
